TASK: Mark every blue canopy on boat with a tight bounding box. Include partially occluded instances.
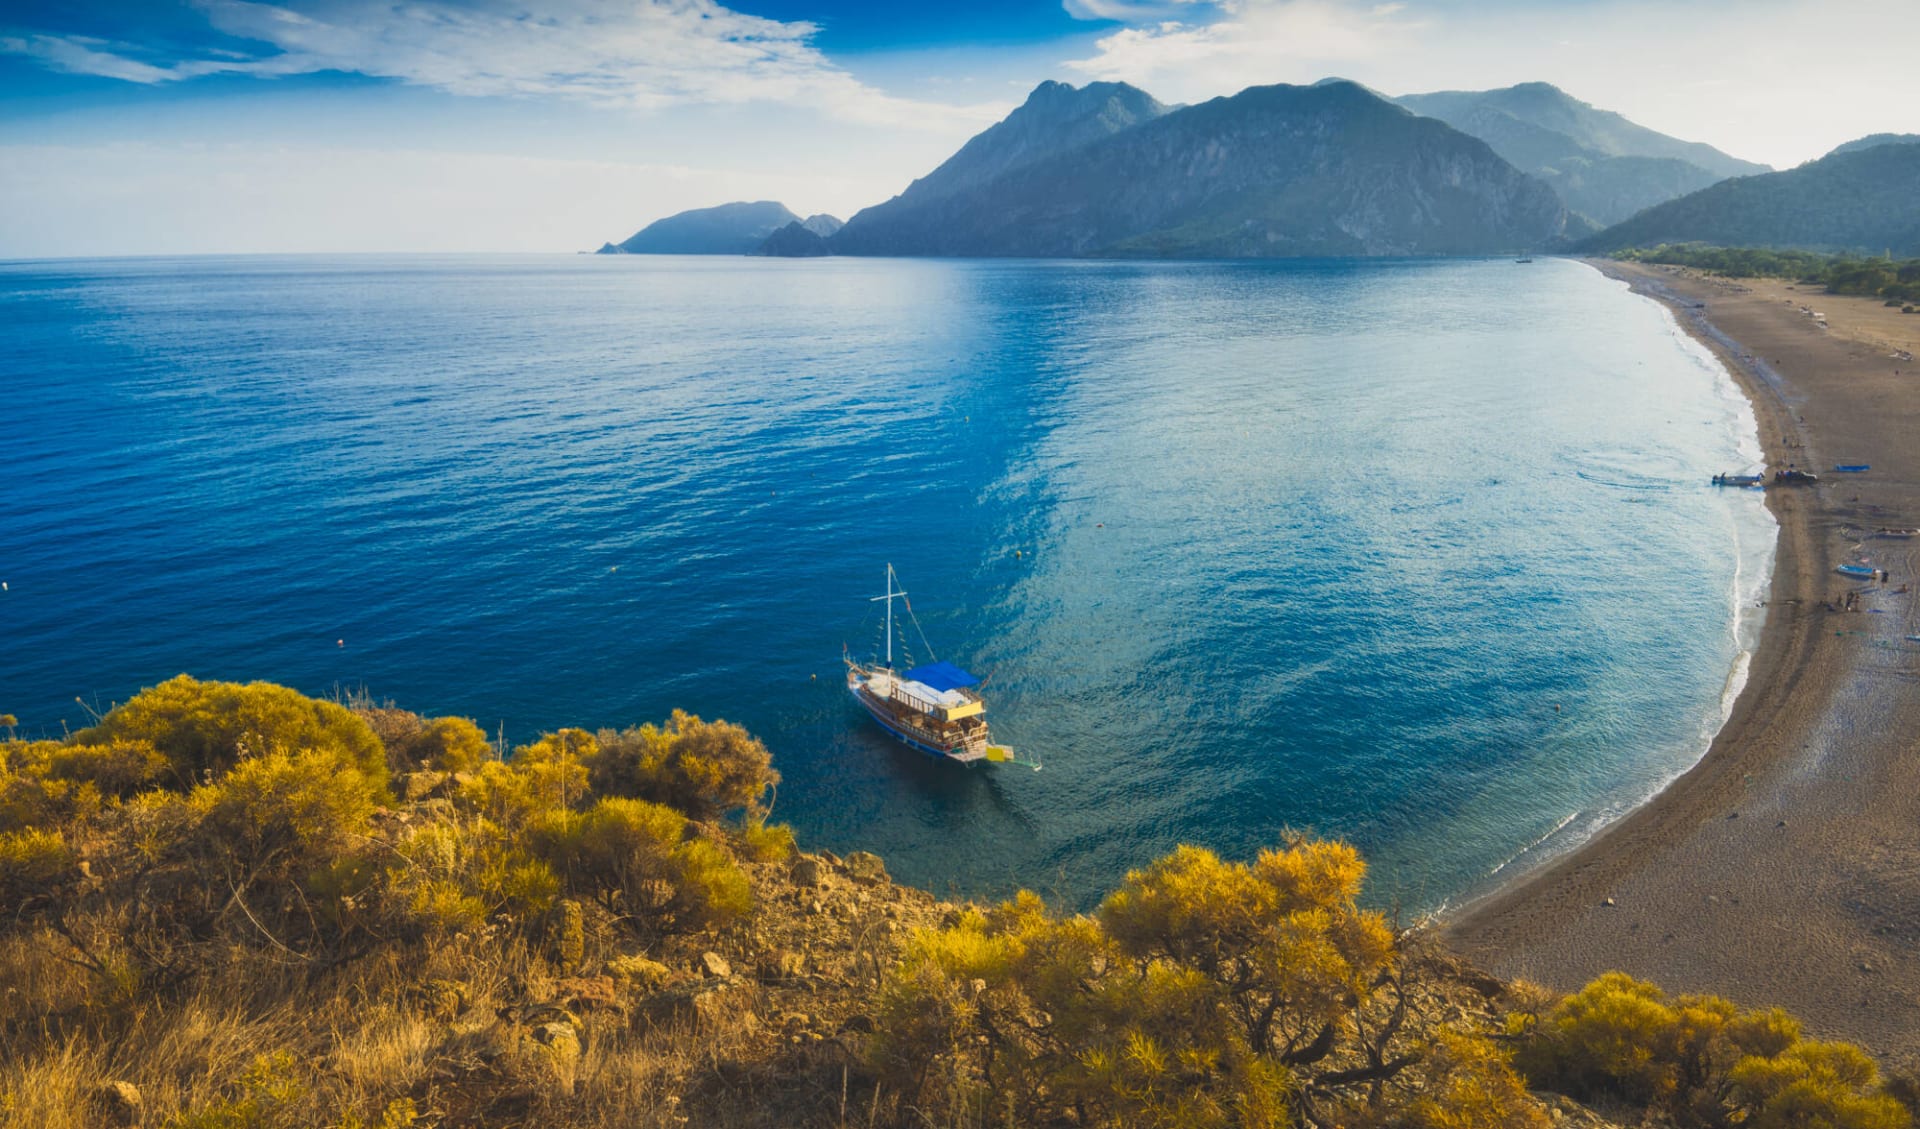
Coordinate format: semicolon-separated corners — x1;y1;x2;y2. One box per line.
904;661;979;691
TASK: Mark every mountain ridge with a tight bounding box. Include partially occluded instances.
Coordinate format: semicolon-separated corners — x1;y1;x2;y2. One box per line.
1580;141;1920;256
828;79;1573;259
599;200;802;255
1392;82;1769;226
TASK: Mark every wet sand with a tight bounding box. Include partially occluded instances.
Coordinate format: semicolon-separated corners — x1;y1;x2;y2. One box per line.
1448;260;1920;1063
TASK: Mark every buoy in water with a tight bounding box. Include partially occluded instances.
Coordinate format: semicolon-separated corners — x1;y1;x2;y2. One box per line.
337;639;344;647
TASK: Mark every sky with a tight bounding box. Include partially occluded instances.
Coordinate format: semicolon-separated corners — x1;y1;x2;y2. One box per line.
1;0;1915;257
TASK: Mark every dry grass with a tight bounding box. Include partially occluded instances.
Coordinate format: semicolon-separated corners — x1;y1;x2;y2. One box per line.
0;846;948;1129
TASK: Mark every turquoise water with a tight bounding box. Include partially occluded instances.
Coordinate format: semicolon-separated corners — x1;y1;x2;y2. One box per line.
0;254;1773;909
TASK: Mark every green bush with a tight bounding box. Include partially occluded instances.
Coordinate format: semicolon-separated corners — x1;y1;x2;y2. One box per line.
456;730;593;830
189;748;380;880
588;710;778;821
1387;1033;1551;1129
739;818;796;863
1615;245;1920;303
871;838;1520;1129
528;796;750;932
0;737;169;830
1731;1042;1911;1129
409;716;490;773
0;826;75;906
78;675;387;793
383;817;560;935
1513;972;1909;1129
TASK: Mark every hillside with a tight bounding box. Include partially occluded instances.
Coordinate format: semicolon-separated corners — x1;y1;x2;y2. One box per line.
4;675;1910;1127
1581;141;1920;256
830;80;1573;259
1829;132;1920;157
751;214;843;257
598;201;802;255
1395;83;1768;226
754;221;832;257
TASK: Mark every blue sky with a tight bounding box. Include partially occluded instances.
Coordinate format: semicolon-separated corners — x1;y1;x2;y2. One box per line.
2;0;1915;256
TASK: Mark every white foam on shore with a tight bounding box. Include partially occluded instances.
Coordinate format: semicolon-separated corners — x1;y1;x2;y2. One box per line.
1486;809;1583;879
1462;277;1780;898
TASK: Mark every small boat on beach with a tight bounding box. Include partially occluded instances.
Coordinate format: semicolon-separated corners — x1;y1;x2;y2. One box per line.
1875;527;1918;538
1833;464;1871;473
844;565;1030;767
1711;473;1765;487
1835;564;1878;580
1774;469;1819;485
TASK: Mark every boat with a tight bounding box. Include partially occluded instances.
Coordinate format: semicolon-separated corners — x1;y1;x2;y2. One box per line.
1774;469;1819;485
1835;564;1878;580
1875;527;1918;538
844;565;1026;767
1834;464;1871;473
1711;474;1765;487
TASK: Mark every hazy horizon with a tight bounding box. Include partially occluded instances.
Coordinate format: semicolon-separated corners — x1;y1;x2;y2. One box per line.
3;0;1916;258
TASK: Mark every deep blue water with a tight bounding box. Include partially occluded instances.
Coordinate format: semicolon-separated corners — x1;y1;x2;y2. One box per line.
0;254;1773;909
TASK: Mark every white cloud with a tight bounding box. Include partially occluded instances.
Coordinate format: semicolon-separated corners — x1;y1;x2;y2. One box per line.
1065;0;1425;97
1062;0;1213;22
0;141;897;257
1;0;1002;130
0;34;180;83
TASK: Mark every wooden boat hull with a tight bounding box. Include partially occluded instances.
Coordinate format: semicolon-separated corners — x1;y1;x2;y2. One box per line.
846;664;990;763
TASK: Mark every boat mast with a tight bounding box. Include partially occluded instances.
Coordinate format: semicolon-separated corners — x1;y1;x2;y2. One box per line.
870;563;906;668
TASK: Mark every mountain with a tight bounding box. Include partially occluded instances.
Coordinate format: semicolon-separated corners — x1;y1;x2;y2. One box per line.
1394;83;1769;226
798;214;844;237
1580;141;1920;256
1827;132;1920;157
895;79;1169;205
755;222;832;257
828;80;1573;259
598;201;801;254
824;79;1167;249
750;214;843;257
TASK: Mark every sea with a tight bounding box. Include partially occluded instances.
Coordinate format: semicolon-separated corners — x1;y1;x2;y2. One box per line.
0;253;1776;911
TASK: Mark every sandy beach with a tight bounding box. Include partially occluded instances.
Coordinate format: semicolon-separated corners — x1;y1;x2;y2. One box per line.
1448;260;1920;1063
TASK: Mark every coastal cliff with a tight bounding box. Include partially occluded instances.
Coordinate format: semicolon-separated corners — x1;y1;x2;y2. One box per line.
2;676;1911;1127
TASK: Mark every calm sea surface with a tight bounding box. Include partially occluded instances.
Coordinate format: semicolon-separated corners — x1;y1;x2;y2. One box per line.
0;254;1774;909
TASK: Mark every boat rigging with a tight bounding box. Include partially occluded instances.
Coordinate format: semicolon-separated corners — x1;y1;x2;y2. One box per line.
844;564;1037;769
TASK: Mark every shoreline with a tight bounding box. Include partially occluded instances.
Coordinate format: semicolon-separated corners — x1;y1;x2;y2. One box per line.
1443;259;1803;910
1447;259;1920;1060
